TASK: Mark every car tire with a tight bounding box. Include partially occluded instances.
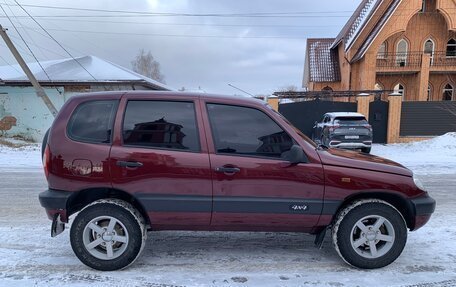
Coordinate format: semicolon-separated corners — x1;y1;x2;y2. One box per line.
332;199;407;269
361;147;371;153
70;199;147;271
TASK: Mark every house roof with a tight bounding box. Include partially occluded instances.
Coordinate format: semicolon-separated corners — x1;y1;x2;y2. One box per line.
351;0;402;62
331;0;383;51
0;55;173;90
305;38;341;83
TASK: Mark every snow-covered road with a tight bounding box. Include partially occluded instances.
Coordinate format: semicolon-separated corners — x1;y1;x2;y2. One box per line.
0;171;455;287
1;135;456;286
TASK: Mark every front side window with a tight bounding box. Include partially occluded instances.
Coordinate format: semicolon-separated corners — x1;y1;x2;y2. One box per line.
67;100;118;144
207;104;294;159
123;101;200;151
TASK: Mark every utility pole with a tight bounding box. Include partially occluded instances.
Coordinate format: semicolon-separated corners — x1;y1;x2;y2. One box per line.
0;24;57;116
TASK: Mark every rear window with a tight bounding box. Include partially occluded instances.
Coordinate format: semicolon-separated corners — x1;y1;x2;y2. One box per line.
67;100;118;144
334;117;368;125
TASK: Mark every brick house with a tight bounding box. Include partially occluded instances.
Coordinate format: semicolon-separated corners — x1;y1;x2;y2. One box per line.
303;0;456;102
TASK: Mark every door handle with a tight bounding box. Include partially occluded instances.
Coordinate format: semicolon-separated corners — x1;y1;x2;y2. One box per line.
116;161;143;168
215;167;240;174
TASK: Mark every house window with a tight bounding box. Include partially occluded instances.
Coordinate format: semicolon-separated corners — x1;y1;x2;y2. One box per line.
420;0;426;12
396;39;408;66
447;39;456;57
377;42;387;59
424;39;434;64
443;84;454;101
394;83;405;99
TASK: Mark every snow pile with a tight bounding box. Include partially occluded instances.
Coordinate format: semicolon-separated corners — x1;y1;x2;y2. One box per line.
372;133;456;175
0;141;42;171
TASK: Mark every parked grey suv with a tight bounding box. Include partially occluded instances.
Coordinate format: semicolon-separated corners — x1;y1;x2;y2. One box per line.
313;112;373;153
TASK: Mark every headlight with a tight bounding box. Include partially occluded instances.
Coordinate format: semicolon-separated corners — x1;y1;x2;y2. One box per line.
413;174;426;191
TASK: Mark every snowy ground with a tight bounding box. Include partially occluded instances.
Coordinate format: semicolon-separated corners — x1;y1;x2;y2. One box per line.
0;135;456;287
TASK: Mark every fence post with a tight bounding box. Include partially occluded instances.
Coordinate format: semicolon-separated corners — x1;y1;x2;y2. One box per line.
267;95;279;111
387;92;402;143
357;93;370;120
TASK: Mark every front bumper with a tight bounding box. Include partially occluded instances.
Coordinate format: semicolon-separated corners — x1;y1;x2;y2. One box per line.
409;194;436;230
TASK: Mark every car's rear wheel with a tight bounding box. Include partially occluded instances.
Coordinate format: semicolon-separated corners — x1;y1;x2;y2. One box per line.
70;199;147;271
332;199;407;269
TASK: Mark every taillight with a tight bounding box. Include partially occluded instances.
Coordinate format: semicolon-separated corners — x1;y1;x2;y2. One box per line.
43;144;51;179
364;124;372;131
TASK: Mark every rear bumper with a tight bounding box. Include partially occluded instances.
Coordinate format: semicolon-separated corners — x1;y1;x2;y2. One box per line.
39;189;73;222
409;194;436;230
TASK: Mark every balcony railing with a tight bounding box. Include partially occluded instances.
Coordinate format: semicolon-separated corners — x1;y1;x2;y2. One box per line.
376;52;422;69
431;51;456;66
376;51;456;69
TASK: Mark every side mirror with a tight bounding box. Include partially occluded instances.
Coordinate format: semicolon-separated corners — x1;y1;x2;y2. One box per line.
286;145;308;164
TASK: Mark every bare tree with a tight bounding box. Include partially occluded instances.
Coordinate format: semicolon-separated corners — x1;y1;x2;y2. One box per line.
277;85;299;93
131;49;166;83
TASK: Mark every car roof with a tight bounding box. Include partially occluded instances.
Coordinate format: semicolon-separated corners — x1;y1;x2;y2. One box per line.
325;112;366;118
70;90;265;106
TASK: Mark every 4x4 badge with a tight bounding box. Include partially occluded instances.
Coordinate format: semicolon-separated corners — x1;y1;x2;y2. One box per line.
290;204;308;211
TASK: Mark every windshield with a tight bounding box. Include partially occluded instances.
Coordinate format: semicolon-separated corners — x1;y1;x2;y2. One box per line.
267;105;317;148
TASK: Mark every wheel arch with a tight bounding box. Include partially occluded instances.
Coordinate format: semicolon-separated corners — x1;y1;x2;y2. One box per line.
333;191;415;230
66;187;150;226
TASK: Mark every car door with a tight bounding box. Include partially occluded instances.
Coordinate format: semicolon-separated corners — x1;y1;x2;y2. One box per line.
203;102;325;231
110;95;212;229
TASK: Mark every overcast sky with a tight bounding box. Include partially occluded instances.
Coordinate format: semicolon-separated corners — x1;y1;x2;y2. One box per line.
0;0;359;96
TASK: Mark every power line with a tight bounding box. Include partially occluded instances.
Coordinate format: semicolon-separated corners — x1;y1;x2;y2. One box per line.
0;14;351;19
19;26;308;40
5;0;47;60
1;3;355;16
12;0;97;80
0;3;53;81
9;33;66;58
0;53;22;73
7;18;341;29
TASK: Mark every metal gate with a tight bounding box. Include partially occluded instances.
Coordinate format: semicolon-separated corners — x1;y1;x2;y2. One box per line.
368;99;389;143
278;99;357;137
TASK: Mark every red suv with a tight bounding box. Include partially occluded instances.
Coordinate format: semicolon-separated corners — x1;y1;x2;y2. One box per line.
39;91;435;271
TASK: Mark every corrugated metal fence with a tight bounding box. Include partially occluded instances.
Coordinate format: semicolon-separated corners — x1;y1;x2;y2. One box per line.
400;101;456;136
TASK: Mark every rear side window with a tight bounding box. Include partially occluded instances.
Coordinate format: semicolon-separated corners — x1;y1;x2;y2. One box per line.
122;100;200;152
334;117;368;125
67;100;118;144
207;104;294;159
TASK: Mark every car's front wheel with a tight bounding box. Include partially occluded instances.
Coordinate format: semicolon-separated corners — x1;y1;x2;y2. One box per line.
332;199;407;269
361;147;371;153
70;199;147;271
